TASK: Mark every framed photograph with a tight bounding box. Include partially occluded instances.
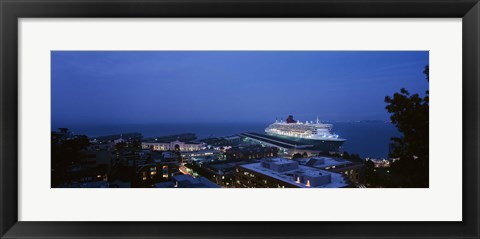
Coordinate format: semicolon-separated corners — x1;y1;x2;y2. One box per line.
1;0;478;238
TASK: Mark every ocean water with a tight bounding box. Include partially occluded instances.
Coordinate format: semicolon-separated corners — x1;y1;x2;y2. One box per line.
55;122;400;159
333;122;400;159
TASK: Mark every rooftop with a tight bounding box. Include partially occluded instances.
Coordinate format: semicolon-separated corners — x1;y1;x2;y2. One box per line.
240;158;348;188
263;157;296;165
296;157;352;168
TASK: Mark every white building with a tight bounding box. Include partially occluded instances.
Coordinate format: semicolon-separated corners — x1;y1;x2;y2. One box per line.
142;140;205;152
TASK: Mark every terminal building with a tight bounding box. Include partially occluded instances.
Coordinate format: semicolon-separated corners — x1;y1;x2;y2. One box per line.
235;158;349;188
241;132;312;152
240;132;337;156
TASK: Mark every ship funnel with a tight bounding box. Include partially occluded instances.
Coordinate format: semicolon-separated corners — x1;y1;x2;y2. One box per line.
286;115;296;124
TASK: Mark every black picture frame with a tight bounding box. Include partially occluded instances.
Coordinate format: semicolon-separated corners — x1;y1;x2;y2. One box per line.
1;0;479;238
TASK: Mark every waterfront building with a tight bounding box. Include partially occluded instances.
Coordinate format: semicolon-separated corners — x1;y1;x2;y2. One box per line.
142;140;205;152
145;133;197;143
235;158;349;188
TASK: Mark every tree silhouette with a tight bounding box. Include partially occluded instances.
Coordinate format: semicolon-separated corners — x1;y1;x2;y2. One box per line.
291;153;303;159
364;159;376;186
130;140;141;150
51;132;90;187
115;141;127;151
384;66;429;187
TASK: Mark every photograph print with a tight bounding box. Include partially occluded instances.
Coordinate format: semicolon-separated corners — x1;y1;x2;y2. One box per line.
51;51;429;188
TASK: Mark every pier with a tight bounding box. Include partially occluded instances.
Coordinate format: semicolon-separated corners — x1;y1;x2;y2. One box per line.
240;132;313;150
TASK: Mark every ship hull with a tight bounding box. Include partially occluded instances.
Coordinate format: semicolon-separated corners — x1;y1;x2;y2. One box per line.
266;132;345;152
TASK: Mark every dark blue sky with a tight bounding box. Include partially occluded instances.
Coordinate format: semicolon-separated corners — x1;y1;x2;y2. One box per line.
51;51;428;124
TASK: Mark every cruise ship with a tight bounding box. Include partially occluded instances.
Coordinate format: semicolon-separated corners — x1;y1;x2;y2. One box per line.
265;115;346;151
